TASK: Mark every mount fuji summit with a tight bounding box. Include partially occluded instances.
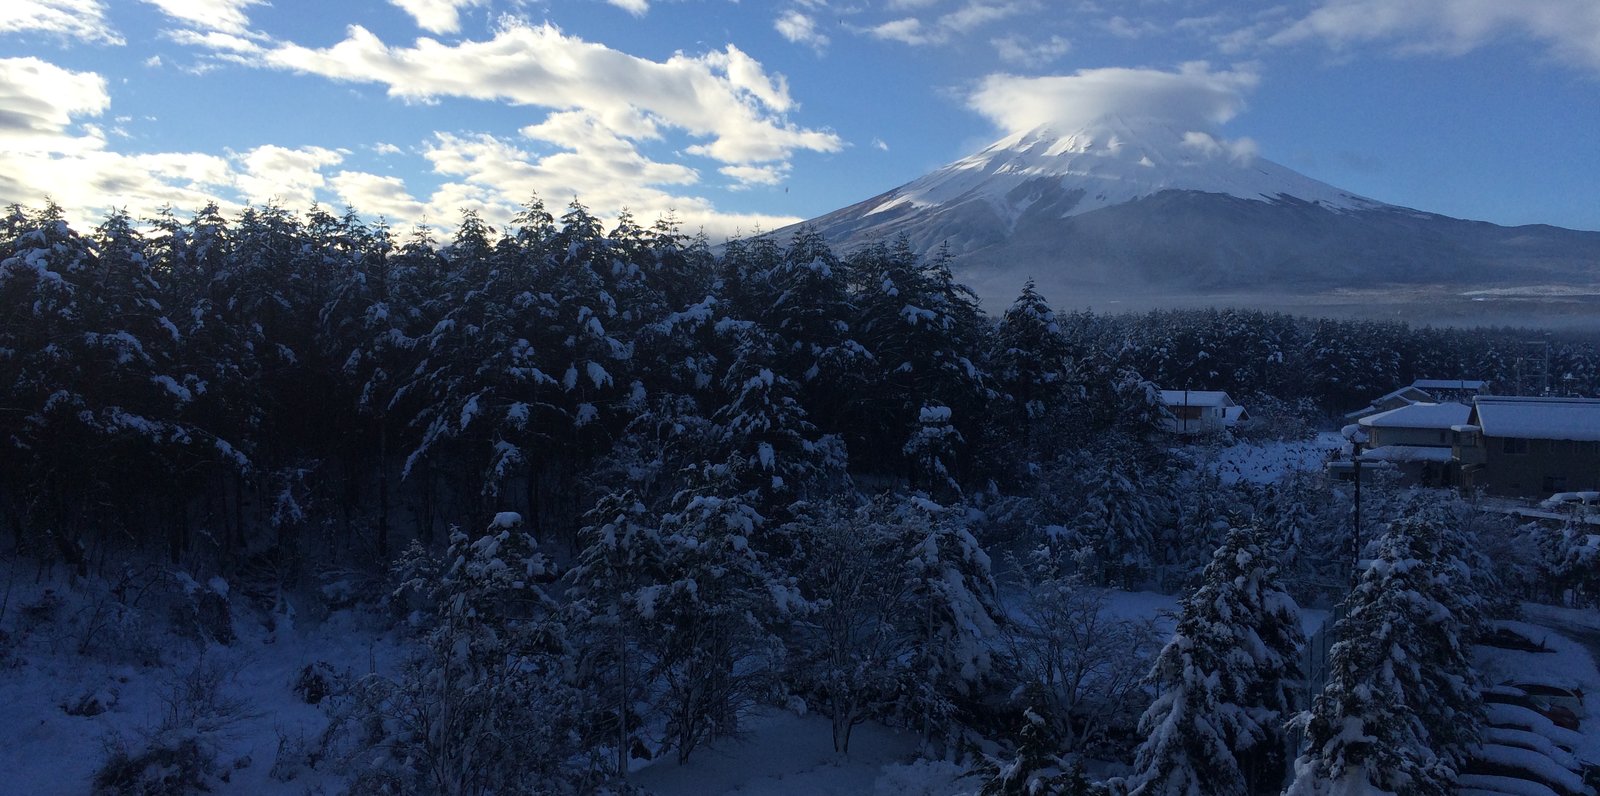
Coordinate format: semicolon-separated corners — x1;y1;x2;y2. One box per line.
786;116;1600;323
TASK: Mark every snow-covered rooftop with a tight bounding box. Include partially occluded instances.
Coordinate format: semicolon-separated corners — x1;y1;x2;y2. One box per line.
1159;389;1235;408
1357;401;1471;430
1343;386;1433;419
1470;396;1600;442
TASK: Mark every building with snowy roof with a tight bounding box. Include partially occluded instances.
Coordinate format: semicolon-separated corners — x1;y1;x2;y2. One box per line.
1454;396;1600;497
1356;402;1471;486
1158;390;1247;437
1343;385;1434;421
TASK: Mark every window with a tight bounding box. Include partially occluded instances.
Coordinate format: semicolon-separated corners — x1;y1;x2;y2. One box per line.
1544;475;1568;493
1502;437;1529;455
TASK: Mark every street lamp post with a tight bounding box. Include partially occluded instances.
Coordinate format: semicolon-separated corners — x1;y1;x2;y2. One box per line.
1349;428;1367;584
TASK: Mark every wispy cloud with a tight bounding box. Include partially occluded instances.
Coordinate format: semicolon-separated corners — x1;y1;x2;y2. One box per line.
387;0;487;35
776;10;830;51
0;56;260;221
606;0;649;17
139;0;266;34
0;0;122;45
992;33;1070;67
1268;0;1600;73
864;0;1029;46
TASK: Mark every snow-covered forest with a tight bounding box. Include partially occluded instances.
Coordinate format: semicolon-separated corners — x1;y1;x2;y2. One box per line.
3;198;1599;795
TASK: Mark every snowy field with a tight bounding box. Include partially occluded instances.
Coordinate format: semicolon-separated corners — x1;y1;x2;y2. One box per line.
0;553;1578;795
631;709;979;796
1203;432;1343;486
0;569;404;796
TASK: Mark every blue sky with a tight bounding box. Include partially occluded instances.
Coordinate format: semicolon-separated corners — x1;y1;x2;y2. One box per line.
2;0;1598;239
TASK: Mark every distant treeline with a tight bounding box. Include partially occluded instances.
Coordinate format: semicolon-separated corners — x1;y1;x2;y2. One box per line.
2;198;1595;570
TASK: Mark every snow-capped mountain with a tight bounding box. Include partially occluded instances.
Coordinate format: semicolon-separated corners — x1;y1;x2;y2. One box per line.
788;116;1600;320
864;115;1376;225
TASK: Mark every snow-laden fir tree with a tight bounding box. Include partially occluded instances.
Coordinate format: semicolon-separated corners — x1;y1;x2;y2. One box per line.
990;281;1081;424
1129;525;1305;796
1068;434;1162;587
636;468;797;763
1284;511;1485;796
892;494;1001;753
844;237;986;485
977;707;1105;796
1159;468;1233;589
359;513;585;794
565;489;667;780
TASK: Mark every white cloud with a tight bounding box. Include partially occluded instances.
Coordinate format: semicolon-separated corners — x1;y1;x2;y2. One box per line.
0;59;241;221
872;137;889;151
864;1;1028;46
0;0;122;45
144;55;164;67
330;170;427;221
992;33;1070;67
1180;130;1258;162
967;62;1260;135
0;56;110;151
776;10;830;51
241;20;841;169
0;57;352;224
387;0;486;35
606;0;649;17
235;144;344;208
139;0;266;34
719;163;788;187
1270;0;1600;72
372;142;403;155
418;130;800;240
866;18;931;45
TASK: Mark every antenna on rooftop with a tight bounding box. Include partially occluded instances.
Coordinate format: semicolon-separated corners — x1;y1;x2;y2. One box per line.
1513;339;1550;396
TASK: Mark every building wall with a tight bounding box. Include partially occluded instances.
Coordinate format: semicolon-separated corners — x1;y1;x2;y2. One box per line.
1479;437;1600;497
1368;426;1453;448
1166;405;1226;434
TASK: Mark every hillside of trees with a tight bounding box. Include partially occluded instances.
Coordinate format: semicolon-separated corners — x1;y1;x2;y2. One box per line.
2;198;1593;793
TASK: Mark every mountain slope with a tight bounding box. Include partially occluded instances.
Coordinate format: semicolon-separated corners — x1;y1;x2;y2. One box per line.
787;117;1600;318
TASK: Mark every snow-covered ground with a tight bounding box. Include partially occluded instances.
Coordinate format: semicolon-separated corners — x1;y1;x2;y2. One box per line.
631;708;980;796
0;568;403;795
1203;432;1343;486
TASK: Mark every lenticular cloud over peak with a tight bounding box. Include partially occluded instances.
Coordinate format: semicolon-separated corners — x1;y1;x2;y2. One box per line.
967;62;1260;138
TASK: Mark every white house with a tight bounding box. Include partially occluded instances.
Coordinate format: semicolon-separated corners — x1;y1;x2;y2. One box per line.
1355;401;1471;486
1159;390;1247;436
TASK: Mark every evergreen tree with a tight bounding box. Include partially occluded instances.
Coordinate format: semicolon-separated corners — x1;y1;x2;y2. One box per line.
893;494;1000;753
360;513;583;793
1129;526;1304;796
1285;514;1484;796
639;471;794;763
566;489;666;780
